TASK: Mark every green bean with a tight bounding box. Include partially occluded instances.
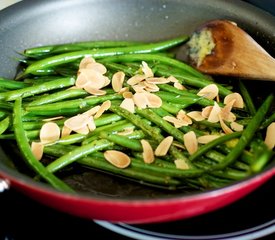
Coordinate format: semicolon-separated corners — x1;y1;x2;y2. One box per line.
211;94;274;171
0;77;75;101
0;77;29;90
13;98;74;192
26;93;123;116
24;40;142;57
24;37;188;74
0;116;10;135
27;88;89;106
46;139;114;173
238;81;256;115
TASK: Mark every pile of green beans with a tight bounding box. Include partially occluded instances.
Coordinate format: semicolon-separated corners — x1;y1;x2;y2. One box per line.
0;37;274;193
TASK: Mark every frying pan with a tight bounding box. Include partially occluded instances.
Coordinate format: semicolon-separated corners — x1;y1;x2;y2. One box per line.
0;0;274;224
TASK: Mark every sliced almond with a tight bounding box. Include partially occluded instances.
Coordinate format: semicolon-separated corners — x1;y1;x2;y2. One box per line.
264;122;275;150
187;111;205;121
61;125;72;138
86;62;107;74
112;71;125;92
197;84;219;100
122;91;133;99
141;61;154;78
84;85;106;96
163;116;187;128
75;126;90;135
155;136;173;156
83;105;101;117
167;75;178;83
174;159;189;170
79;57;96;69
117;127;135;135
174;82;186;90
146;77;170;84
208;102;221;123
104;150;131;168
133;92;148;109
40;122;60;144
143;82;159;92
75;72;90;88
145;92;162;108
118;87;130;95
177;110;192;125
221;99;236;122
127;74;145;85
87;116;96;131
183;131;198;155
94;100;111;119
141;139;155;164
201;106;213;118
132;83;146;93
197;134;221;144
219;114;233;134
31;142;44;161
64;114;90;131
79;69;106;89
224;93;244;108
230;121;244;132
120;98;135;113
42;116;64;122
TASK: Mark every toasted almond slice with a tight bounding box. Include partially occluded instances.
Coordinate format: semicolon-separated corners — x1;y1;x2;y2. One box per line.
208;102;221;123
177;110;192;125
75;125;90;135
141;139;155;164
197;134;221;144
155;136;173;156
174;159;189;170
132;83;146;93
167;76;178;83
112;71;125;92
31;142;44;161
118;87;129;95
86;62;107;74
42;116;64;122
94;100;111;119
163;116;187;128
197;84;219;100
145;92;162;108
122;91;133;99
87;116;96;131
79;57;96;69
104;150;131;168
264;122;275;150
64;114;90;131
127;74;146;85
187;111;205;121
84;85;106;95
219;114;233;134
224;93;244;108
103;77;111;87
80;69;106;89
143;82;159;92
120;98;135;113
75;72;90;88
221;99;236;122
201;106;213;118
174;82;186;90
141;61;154;78
183;131;198;155
40;122;60;144
230;121;244;132
83;105;101;117
146;77;170;84
133;92;148;109
61;125;72;138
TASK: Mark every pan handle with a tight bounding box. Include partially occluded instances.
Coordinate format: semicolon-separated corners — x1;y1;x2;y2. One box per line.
0;178;9;193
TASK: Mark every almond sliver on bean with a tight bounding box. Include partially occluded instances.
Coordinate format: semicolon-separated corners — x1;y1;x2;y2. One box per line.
64;114;90;131
197;84;219;100
174;82;186;90
174;159;189;170
104;150;131;168
141;139;155;164
264;122;275;150
197;135;221;144
112;71;125;92
79;57;96;69
40;122;60;144
177;110;192;125
61;125;72;138
219;114;233;134
117;127;135;136
31;142;44;161
183;131;198;155
133;92;148;109
120;98;135;113
224;92;244;108
145;92;162;108
80;69;106;89
127;74;145;85
141;61;154;78
84;85;106;96
230;121;244;132
187;111;205;121
207;102;221;123
86;62;107;74
146;77;170;84
94;100;111;119
155;136;173;156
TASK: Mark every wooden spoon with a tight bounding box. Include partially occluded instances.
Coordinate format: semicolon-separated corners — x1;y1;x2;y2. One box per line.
188;20;275;81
